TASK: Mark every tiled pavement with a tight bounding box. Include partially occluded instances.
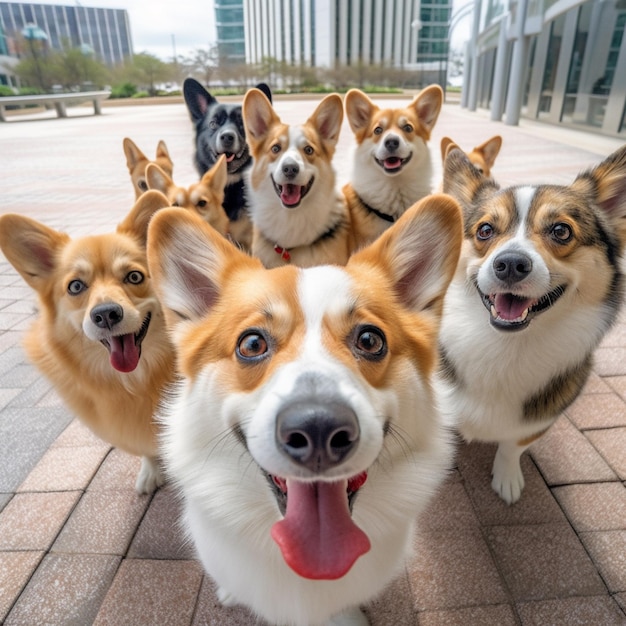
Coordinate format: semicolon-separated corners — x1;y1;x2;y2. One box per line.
0;96;625;625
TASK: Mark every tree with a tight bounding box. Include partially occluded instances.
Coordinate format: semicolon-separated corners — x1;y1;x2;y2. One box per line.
180;46;219;85
130;52;172;95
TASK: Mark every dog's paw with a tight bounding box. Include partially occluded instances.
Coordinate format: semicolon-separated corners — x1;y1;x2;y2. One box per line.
491;447;524;504
216;587;238;608
327;607;370;626
135;456;164;494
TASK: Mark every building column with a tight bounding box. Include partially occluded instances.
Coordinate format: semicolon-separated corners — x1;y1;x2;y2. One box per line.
504;0;529;125
490;14;509;121
466;0;482;111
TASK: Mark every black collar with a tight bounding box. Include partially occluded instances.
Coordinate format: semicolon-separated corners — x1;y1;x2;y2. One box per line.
357;194;395;223
272;218;346;263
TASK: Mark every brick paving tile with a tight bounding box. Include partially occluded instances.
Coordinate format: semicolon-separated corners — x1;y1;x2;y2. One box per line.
516;596;626;625
586;427;626;479
553;482;626;531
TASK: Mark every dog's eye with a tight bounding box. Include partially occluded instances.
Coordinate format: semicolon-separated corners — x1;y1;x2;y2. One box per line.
354;326;387;361
476;223;494;241
237;331;269;361
551;223;573;243
403;123;413;133
197;199;207;208
125;271;144;285
303;145;314;156
271;144;281;154
373;126;383;135
68;279;87;295
138;179;148;192
209;120;218;130
473;165;484;174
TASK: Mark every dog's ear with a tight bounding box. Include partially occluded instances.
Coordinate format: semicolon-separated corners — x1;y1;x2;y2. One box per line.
308;93;344;155
474;135;502;170
0;214;69;292
254;82;273;104
145;163;175;194
147;208;261;325
123;137;146;172
443;148;498;208
344;89;377;140
440;136;455;162
200;153;228;193
183;78;217;123
156;140;173;173
411;84;443;137
117;190;172;247
350;194;462;317
243;87;281;150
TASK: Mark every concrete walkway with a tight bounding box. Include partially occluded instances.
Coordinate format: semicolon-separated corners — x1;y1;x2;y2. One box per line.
0;97;625;625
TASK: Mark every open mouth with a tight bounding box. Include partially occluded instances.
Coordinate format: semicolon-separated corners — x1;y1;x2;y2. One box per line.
478;285;567;331
266;471;370;580
375;153;412;173
100;312;151;373
272;176;315;208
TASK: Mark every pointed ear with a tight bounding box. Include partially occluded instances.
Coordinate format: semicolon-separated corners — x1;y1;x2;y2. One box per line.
475;135;502;169
308;93;343;154
243;88;281;151
412;84;443;136
147;208;262;326
183;78;216;123
0;214;69;291
443;148;498;208
440;136;454;162
254;82;273;104
201;153;228;192
146;163;175;194
344;89;377;140
349;194;463;317
156;140;172;164
123;137;146;172
117;189;172;247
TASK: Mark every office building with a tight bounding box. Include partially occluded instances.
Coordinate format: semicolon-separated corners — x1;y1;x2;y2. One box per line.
215;0;246;63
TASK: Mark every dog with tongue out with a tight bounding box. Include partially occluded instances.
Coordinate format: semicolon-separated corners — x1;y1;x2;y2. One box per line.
147;193;462;625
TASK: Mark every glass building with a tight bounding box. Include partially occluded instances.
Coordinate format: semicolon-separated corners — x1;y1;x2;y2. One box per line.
215;0;246;64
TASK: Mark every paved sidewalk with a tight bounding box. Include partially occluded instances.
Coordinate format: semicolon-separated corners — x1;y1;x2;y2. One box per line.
0;97;625;625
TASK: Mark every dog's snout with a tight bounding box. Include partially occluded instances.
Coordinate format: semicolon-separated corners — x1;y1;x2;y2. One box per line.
493;252;533;284
281;160;300;180
384;135;400;152
219;131;235;146
276;401;360;473
90;303;124;330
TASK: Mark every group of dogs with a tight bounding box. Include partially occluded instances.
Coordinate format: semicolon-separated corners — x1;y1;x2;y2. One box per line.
1;77;625;626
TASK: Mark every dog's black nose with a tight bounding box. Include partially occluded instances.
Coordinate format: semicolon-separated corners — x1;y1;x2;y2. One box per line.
219;131;235;147
90;303;124;330
493;252;533;283
384;136;399;152
276;401;360;473
282;160;300;179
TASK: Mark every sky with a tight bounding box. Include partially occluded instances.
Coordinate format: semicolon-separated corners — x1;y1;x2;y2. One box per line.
42;0;473;62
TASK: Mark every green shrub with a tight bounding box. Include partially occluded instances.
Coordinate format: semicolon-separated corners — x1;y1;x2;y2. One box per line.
131;91;150;99
0;85;16;96
109;82;137;99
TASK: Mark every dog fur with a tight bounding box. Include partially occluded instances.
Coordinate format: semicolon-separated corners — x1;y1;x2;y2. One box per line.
343;86;443;249
123;137;174;199
243;88;352;268
438;145;626;504
0;191;176;493
440;135;502;179
146;193;463;626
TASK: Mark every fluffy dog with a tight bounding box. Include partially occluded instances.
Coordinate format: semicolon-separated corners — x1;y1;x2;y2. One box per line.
343;86;443;249
123;137;173;198
146;194;463;626
0;191;176;493
439;145;626;504
243;88;351;268
183;78;272;251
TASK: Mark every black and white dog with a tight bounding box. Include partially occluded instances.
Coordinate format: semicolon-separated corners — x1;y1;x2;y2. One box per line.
183;78;272;251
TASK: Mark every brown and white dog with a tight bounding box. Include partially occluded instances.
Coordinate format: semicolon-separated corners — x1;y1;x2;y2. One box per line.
0;191;176;492
123;137;174;199
146;194;463;625
440;135;502;179
439;145;626;504
343;86;443;249
243;88;352;268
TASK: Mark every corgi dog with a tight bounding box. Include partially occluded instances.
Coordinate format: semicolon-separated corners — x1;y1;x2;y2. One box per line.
123;137;174;198
145;156;230;238
146;194;463;626
440;135;502;179
0;191;176;493
439;145;626;504
343;86;443;249
243;88;352;268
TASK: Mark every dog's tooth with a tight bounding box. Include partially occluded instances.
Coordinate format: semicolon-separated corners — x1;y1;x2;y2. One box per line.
491;304;498;318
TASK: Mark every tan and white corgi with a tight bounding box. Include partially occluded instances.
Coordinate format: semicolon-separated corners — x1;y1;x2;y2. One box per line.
440;135;502;179
343;86;443;249
0;191;176;493
146;194;463;626
243;88;352;268
439;145;626;504
123;137;174;199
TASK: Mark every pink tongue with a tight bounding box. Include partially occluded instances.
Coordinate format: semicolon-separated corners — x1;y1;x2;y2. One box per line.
494;294;533;321
384;157;402;170
109;334;140;372
271;480;371;580
225;153;235;162
280;184;302;206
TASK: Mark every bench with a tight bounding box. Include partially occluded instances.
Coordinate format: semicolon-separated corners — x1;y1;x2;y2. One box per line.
0;90;111;122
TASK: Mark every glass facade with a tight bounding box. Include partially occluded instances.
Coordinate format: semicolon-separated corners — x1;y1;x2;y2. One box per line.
215;0;245;63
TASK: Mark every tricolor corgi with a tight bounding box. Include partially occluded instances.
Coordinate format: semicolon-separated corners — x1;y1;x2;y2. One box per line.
146;193;463;626
243;88;352;268
123;137;174;199
343;86;443;249
439;145;626;504
0;191;176;493
440;135;502;179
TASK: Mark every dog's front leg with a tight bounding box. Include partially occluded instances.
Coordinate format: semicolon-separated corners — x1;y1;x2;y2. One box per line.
491;440;530;504
135;456;164;493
